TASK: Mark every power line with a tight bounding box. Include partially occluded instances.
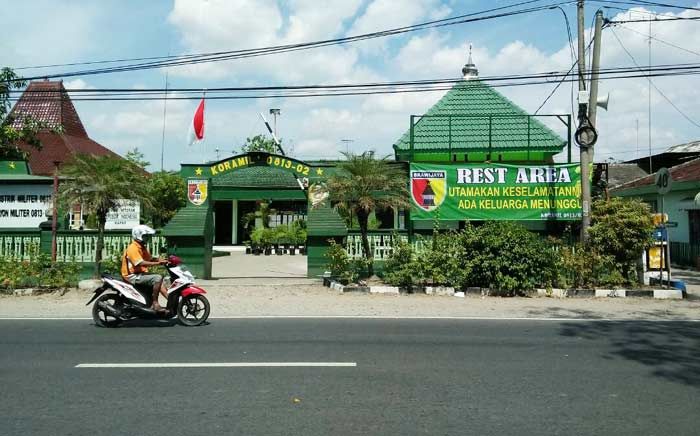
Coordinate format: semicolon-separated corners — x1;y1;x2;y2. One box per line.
10;62;700;96
8;1;576;82
12;0;553;71
535;6;597;115
8;67;700;102
615;23;700;57
607;16;700;24
593;0;700;12
12;0;558;72
609;26;700;129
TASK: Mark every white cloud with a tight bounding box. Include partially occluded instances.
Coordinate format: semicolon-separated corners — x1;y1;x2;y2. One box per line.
0;1;100;68
166;0;371;84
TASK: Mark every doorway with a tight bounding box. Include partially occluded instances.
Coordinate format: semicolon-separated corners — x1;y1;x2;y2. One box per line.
214;201;233;245
236;201;257;245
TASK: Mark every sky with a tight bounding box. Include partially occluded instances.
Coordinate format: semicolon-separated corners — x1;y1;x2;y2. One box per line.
2;0;699;171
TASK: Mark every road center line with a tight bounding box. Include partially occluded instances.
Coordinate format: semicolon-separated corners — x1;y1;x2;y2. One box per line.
75;362;357;368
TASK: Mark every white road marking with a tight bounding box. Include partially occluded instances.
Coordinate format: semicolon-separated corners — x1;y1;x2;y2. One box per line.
76;362;357;368
0;316;698;322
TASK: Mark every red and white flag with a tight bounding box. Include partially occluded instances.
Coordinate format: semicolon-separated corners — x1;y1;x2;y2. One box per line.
187;98;205;146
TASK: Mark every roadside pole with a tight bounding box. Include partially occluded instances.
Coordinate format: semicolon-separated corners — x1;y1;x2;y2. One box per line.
587;11;604;166
577;0;592;242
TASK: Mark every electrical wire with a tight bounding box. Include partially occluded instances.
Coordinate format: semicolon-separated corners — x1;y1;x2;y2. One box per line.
609;27;700;129
10;61;700;96
534;5;592;116
7;1;576;82
615;23;700;57
592;0;700;12
13;0;554;71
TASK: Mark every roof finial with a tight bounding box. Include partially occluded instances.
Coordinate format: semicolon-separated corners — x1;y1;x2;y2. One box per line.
462;44;479;80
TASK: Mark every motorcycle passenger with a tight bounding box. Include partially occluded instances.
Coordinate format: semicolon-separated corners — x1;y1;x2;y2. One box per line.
121;225;168;313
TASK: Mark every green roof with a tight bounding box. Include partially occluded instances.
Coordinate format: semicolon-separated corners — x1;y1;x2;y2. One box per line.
307;206;347;237
211;166;300;189
161;205;211;237
0;174;53;182
0;160;31;175
393;80;566;154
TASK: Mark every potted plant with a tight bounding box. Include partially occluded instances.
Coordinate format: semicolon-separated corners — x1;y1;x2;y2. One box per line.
250;228;264;255
262;228;273;255
297;229;307;255
244;240;252;255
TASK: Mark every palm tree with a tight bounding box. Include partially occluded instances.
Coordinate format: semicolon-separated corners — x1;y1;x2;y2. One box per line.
59;154;150;275
327;152;409;277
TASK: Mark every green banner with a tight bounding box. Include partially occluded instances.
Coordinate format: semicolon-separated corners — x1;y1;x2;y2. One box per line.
410;163;582;221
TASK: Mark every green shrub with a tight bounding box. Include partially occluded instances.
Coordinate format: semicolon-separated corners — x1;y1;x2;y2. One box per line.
417;231;470;289
557;243;625;289
0;246;80;290
382;236;417;289
324;239;363;284
100;253;122;276
589;198;654;285
461;222;558;296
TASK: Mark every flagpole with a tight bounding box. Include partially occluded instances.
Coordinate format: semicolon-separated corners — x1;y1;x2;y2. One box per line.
201;89;207;162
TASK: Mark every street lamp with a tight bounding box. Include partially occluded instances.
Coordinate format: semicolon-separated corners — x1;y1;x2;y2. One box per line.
269;108;281;138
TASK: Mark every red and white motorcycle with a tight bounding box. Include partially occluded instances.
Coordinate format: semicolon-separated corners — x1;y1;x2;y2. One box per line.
87;255;210;327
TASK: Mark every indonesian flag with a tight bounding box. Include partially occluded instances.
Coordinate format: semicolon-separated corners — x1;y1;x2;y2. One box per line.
187;98;205;146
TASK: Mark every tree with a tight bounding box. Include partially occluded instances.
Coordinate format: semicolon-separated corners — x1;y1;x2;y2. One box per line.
124;147;150;169
327;152;409;276
144;171;186;228
0;67;46;159
239;134;279;154
588;197;655;284
58;154;151;276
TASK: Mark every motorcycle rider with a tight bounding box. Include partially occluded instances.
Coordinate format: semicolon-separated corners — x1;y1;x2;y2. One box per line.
121;225;168;313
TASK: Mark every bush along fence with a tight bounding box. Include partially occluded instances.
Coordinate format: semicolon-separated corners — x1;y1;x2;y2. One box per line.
0;229;165;287
332;220;662;296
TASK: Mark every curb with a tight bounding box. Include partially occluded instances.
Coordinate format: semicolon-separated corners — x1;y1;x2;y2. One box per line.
536;288;684;299
322;280;685;300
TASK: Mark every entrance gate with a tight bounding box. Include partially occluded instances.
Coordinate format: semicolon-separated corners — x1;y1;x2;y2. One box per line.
162;152;347;279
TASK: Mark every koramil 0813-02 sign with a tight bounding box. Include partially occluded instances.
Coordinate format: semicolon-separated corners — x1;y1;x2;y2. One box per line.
410;163;583;221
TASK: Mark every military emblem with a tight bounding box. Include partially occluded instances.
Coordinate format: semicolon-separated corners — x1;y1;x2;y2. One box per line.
411;170;446;211
188;179;208;206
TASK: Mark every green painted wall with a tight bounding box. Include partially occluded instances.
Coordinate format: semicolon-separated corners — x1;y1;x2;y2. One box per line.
614;189;699;243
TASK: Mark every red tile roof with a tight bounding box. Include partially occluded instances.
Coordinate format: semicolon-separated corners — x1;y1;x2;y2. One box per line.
611;157;700;192
8;81;119;176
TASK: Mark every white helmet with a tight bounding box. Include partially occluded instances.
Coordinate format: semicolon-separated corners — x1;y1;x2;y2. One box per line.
132;224;156;242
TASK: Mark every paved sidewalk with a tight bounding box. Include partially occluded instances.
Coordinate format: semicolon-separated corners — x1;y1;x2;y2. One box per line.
2;278;700;320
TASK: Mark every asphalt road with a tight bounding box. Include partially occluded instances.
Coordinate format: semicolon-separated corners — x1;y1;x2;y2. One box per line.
0;318;698;436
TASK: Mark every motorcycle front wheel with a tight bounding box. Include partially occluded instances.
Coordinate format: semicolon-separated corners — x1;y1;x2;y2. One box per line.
92;293;123;328
177;294;210;326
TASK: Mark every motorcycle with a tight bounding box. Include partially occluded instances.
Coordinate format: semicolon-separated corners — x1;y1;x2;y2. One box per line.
86;255;210;327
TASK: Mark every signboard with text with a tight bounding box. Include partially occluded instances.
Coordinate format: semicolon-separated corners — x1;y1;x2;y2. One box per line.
105;199;140;230
0;185;53;228
410;163;583;221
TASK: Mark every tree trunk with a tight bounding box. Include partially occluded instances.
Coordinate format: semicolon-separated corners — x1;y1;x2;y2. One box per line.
356;208;373;277
95;214;106;277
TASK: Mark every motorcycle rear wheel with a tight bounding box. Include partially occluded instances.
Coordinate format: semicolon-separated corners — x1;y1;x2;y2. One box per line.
177;294;210;326
92;293;123;328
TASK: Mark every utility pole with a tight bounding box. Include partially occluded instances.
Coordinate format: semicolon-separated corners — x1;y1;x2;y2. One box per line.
577;0;592;242
587;10;604;135
648;19;653;174
51;161;60;262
